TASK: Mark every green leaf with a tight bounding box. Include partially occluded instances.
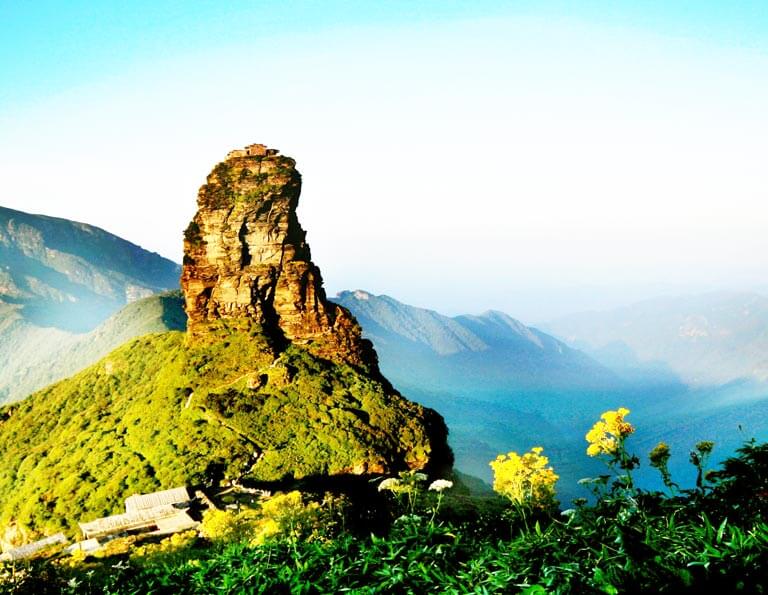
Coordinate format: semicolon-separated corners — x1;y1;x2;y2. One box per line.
716;518;728;543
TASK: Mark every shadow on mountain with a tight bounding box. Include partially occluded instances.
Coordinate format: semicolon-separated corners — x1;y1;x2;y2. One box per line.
159;291;187;331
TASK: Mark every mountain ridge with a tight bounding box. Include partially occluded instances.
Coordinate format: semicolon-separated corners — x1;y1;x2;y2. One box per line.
0;205;180;330
333;289;616;391
542;291;768;386
0;205;182;403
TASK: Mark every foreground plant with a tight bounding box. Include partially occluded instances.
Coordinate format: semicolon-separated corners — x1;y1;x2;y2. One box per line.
489;446;559;510
690;440;715;493
649;441;675;492
377;470;429;516
585;407;638;490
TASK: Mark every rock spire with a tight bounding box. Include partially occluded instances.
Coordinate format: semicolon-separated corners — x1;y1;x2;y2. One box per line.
181;144;377;372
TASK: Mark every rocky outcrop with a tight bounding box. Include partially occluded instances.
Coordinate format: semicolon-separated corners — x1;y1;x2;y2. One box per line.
181;144;378;372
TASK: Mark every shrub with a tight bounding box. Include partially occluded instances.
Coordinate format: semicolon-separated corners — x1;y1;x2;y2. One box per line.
201;491;324;547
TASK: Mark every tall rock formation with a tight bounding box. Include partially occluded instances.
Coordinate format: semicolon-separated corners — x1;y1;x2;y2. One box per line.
0;144;452;537
182;143;376;371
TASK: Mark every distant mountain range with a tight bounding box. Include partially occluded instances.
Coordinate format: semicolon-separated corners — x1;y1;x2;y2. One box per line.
543;292;768;387
335;290;768;497
0;206;180;330
334;290;628;493
333;290;616;393
0;206;181;403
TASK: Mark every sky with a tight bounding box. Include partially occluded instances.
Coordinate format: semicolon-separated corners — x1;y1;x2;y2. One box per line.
1;1;767;322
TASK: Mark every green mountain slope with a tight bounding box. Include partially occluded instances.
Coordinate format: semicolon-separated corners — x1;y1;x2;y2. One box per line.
0;145;451;540
0;320;447;536
0;292;186;403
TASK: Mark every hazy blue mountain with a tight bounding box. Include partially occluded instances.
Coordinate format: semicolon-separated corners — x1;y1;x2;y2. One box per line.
334;290;617;393
334;290;768;501
0;206;182;402
542;292;768;387
0;206;180;331
0;292;186;403
540;292;768;487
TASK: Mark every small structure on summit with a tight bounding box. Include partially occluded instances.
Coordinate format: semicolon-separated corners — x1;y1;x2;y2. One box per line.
226;143;279;159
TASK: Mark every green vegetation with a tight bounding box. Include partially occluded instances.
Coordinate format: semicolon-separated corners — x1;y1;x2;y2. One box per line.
200;156;300;210
204;162;236;206
0;292;185;404
0;319;440;537
1;425;766;594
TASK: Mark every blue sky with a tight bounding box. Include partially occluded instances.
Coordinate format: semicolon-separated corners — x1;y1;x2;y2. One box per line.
3;0;766;92
2;2;767;320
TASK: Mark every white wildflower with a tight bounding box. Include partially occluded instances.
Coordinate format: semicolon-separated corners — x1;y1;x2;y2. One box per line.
378;478;401;492
428;479;454;493
412;472;428;482
394;514;422;524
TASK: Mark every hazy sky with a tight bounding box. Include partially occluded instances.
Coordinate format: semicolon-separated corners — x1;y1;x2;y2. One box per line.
2;1;767;322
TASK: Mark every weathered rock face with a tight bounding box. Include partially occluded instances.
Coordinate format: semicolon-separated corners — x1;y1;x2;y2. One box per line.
181;144;377;371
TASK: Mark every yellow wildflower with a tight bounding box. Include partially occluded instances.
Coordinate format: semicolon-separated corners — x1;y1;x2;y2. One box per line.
585;407;634;457
649;442;671;468
251;518;280;546
489;446;558;507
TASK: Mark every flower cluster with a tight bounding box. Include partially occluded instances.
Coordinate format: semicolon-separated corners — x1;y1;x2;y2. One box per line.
649;441;671;469
200;491;322;546
428;479;454;493
378;478;402;492
489;446;558;507
377;471;429;493
585;407;634;457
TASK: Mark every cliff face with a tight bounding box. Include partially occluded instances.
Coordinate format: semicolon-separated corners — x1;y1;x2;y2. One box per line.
182;144;376;371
